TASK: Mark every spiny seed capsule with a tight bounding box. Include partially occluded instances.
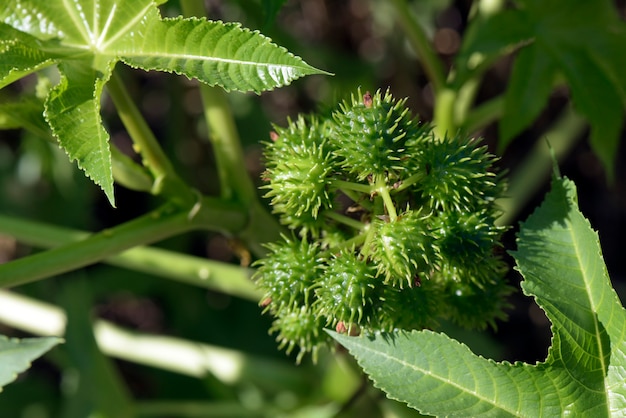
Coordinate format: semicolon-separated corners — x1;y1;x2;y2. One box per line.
314;250;378;327
256;88;511;363
417;133;504;213
263;116;336;233
253;237;322;314
270;305;331;364
330;88;428;182
371;280;442;332
433;210;504;271
434;255;509;288
371;210;438;288
441;279;514;330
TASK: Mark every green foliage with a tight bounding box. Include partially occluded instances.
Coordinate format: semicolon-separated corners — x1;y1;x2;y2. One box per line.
0;0;326;204
458;0;626;174
0;335;62;390
256;89;511;362
331;176;626;416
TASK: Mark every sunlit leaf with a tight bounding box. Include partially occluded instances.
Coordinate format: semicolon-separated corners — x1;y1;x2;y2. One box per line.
1;0;327;204
118;16;326;93
331;176;626;416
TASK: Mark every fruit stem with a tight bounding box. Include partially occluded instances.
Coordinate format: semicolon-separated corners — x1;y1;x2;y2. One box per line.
374;176;398;222
324;211;366;231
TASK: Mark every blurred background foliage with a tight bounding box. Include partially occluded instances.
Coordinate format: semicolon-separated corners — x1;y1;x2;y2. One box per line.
0;0;625;417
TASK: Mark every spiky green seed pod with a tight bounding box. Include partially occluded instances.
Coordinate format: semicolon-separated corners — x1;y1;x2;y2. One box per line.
432;211;505;283
270;305;332;364
263;116;336;233
371;210;437;288
418;134;504;213
253;237;322;314
441;279;514;330
434;255;509;289
330;89;429;181
371;280;442;332
256;88;512;363
315;250;378;328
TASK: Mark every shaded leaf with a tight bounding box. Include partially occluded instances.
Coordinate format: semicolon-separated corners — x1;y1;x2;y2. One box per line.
331;176;626;416
499;42;558;150
262;0;288;29
458;0;626;176
454;10;532;86
0;96;51;139
0;335;62;390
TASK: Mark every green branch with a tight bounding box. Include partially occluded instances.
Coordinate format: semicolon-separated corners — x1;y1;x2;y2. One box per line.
107;70;195;204
0;290;311;390
0;199;248;288
0;213;259;300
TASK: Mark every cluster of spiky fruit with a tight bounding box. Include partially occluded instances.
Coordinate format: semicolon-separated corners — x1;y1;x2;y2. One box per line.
255;89;512;363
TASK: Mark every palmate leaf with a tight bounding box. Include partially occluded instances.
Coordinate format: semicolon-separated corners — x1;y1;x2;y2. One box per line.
457;0;626;176
0;335;62;391
331;176;626;417
1;0;326;205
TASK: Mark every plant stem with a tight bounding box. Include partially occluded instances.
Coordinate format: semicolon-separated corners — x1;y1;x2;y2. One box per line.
178;0;255;203
433;87;457;138
395;171;426;192
389;0;446;95
331;179;373;194
374;176;398;221
107;70;195;204
0;214;260;300
177;0;285;256
0;200;248;288
0;290;312;390
110;144;153;192
324;211;365;231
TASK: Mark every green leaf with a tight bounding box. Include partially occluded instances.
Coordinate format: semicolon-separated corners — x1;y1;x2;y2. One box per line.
1;0;327;204
514;176;626;415
262;0;288;28
0;23;57;89
498;43;558;150
455;10;532;86
44;61;116;205
117;16;326;93
0;335;62;390
331;176;626;416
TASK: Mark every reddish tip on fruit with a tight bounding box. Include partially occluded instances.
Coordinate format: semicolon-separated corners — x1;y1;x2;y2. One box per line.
270;131;279;141
363;91;373;108
336;321;348;334
414;275;422;287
